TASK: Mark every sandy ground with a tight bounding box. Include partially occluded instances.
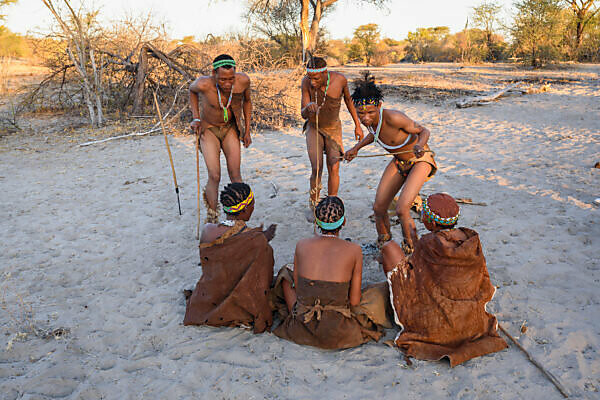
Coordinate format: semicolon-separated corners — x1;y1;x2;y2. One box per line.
1;63;599;399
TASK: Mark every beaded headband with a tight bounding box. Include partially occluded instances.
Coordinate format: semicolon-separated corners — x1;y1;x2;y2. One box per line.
306;66;327;73
316;215;345;231
422;197;460;226
223;190;254;214
353;98;380;106
213;59;236;70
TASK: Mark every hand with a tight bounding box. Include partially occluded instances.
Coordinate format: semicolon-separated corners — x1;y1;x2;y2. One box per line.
354;125;364;141
344;147;359;162
303;102;319;114
190;119;202;135
242;133;252;148
263;224;277;242
413;144;424;159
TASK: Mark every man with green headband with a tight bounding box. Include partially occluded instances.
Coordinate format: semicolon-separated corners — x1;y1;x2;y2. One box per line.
301;56;364;221
189;54;253;223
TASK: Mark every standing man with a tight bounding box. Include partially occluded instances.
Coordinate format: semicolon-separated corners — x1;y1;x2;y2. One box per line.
190;54;252;223
301;56;363;219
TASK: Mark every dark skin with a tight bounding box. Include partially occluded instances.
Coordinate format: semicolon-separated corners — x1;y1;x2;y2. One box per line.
344;103;431;249
381;219;465;275
189;67;252;210
200;199;277;244
301;71;363;203
282;220;363;312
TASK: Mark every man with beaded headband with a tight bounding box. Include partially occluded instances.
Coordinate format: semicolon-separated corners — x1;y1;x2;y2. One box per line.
301;56;364;220
344;72;437;253
270;196;391;349
380;193;508;366
190;54;253;224
184;183;277;333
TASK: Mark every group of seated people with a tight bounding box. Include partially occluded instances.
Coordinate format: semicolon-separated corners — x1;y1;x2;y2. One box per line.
183;183;507;366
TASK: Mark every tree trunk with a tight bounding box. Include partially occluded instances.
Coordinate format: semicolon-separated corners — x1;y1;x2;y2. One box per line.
132;46;148;115
300;0;310;61
575;19;584;50
307;0;323;54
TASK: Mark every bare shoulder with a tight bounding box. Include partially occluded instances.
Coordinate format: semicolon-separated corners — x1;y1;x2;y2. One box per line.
344;240;362;255
331;71;347;84
199;223;219;243
384;108;411;126
191;76;213;92
236;72;251;87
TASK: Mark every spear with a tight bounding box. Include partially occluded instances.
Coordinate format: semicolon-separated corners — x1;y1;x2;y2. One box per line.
153;91;182;215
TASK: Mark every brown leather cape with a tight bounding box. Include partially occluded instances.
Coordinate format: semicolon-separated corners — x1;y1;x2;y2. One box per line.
388;228;508;366
183;225;274;333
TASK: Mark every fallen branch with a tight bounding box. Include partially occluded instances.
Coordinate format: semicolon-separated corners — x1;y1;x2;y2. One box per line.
78;126;161;147
499;324;569;398
455;197;487;206
455;82;542;108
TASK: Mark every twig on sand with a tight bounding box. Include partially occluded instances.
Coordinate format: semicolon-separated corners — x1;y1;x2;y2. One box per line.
455;197;487;206
499;323;569;398
269;181;279;199
79;126;161;147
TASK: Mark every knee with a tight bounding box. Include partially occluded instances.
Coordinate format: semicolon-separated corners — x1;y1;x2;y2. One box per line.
327;160;339;173
207;172;220;184
373;202;388;217
395;201;412;218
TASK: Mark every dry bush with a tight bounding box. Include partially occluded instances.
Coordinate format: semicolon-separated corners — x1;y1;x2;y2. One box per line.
25;17;301;133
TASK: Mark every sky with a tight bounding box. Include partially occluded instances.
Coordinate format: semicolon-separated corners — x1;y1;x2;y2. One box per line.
4;0;515;40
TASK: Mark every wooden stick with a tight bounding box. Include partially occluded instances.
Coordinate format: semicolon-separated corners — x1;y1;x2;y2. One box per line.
195;134;201;240
153;91;182;215
499;323;569;398
337;149;435;160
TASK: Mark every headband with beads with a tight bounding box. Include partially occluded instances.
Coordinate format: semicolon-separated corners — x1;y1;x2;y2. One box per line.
306;66;327;73
353;98;380;106
223;190;254;214
316;215;345;230
422;197;460;226
213;59;236;70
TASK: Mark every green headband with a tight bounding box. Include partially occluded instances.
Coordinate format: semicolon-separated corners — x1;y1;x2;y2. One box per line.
213;59;236;70
316;215;344;231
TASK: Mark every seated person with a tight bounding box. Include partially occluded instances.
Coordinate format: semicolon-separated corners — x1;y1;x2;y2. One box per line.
183;183;277;333
381;193;508;366
272;196;389;350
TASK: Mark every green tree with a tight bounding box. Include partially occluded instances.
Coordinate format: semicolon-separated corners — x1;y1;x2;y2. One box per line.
511;0;564;66
472;1;503;60
562;1;599;53
245;1;388;61
406;26;450;62
353;23;380;65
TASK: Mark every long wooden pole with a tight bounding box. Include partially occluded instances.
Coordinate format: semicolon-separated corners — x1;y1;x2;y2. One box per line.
195;134;201;239
153;91;181;215
499;324;569;398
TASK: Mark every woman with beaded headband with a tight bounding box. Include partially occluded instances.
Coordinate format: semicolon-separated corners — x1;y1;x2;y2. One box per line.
184;183;277;333
344;72;437;253
271;196;388;349
189;54;253;224
379;193;508;366
301;56;364;220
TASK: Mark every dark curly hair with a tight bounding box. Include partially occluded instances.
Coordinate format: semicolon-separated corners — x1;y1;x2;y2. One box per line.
220;182;251;215
315;196;345;234
213;54;235;70
306;55;327;69
351;71;383;105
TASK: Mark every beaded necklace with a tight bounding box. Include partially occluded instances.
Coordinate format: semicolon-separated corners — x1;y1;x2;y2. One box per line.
216;83;234;123
312;72;331;108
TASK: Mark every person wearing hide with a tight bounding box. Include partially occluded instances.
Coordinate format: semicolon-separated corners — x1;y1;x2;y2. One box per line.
271;196;392;350
183;183;277;333
381;193;508;366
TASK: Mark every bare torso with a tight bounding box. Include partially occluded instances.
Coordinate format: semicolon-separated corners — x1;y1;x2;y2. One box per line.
294;236;361;282
191;73;250;127
374;109;420;161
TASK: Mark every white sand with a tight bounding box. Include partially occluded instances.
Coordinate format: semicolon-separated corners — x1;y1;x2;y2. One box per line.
1;64;599;399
